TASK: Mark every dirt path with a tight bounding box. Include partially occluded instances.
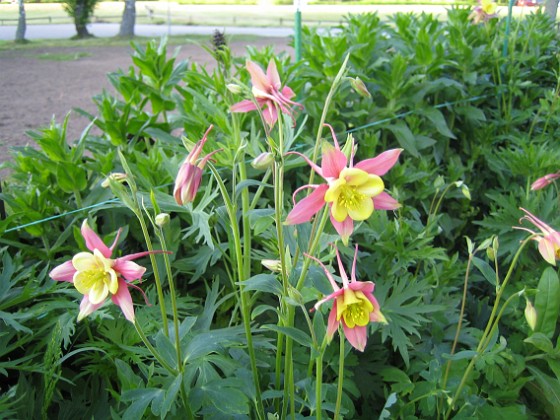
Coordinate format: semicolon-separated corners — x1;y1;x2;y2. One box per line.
0;37;291;169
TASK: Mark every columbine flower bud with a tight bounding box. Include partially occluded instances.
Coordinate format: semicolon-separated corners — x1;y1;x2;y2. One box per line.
155;213;170;228
524;299;537;331
531;172;560;191
252;152;274;170
349;77;372;98
226;83;243;94
262;259;282;273
101;173;127;188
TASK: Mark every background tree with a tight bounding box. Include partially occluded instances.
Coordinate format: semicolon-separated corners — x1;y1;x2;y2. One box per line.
63;0;100;38
118;0;136;38
15;0;26;43
545;0;559;19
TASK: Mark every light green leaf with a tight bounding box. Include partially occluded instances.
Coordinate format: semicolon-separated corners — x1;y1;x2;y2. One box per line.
534;268;560;338
239;274;282;296
263;324;312;348
524;332;554;353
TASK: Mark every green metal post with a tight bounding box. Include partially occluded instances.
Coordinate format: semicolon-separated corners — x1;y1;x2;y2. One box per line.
502;0;516;57
295;9;302;62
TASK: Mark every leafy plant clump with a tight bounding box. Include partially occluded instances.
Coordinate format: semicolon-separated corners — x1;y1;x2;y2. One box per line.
1;6;560;419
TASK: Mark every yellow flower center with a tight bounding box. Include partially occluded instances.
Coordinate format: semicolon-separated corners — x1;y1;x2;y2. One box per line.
481;0;497;14
336;289;374;328
72;249;119;305
324;168;384;222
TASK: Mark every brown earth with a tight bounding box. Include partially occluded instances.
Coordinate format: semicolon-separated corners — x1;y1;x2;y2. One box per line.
0;36;291;172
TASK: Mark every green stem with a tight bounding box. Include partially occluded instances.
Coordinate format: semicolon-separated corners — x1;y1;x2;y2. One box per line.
132;205;169;336
134;320;177;375
477;235;533;353
315;351;323;420
207;163;264;420
156;227;183;371
441;251;475;392
334;336;345;419
274;331;284;414
308;54;350;187
444;291;521;420
444;236;535;419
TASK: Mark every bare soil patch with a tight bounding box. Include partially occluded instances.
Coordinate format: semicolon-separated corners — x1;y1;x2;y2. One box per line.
0;36;291;169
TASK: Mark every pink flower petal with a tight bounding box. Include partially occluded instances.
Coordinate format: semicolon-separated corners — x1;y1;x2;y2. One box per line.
327;300;340;340
246;60;271;93
348;281;375;294
266;59;281;90
262;103;278;127
81;220;112;258
77;295;103;321
373;192;400;210
286;151;324;179
113;259;147;282
314;288;344;311
50;260;76;283
285;184;328;225
538;237;557;266
342;323;368;352
231;100;258;113
111;279;135;322
321;143;347;179
354;148;403;176
330;214;354;246
281;86;295;101
305;252;341;292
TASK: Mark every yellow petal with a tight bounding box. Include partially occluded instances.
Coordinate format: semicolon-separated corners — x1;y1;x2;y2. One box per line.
72;252;98;271
331;198;349;222
108;270;119;295
324;179;344;203
336;295;346;321
88;280;109;305
347;197;374;221
341;168;370;186
356;175;384;197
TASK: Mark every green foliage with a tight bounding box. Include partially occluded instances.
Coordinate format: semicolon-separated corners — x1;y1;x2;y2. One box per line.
1;8;560;419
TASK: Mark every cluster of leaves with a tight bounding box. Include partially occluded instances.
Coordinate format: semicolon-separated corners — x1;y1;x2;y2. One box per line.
1;8;560;418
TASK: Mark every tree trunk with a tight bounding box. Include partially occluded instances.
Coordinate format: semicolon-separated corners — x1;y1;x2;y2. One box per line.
15;0;26;43
74;0;92;38
118;0;136;37
545;0;559;20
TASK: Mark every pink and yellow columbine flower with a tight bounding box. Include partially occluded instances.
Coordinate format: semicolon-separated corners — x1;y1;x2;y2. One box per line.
515;208;560;266
531;171;560;191
49;220;161;322
230;59;303;127
469;0;498;24
307;246;386;352
285;124;401;244
174;125;221;205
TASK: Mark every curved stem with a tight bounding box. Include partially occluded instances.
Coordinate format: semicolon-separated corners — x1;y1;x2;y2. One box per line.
441;251;475;392
134;320;177;375
476;235;533;352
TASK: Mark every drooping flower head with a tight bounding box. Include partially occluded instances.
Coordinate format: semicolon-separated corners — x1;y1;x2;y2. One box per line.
515;208;560;266
231;59;303;127
286;124;402;244
531;171;560;191
469;0;498;24
174;125;221;205
49;220;162;322
307;245;386;352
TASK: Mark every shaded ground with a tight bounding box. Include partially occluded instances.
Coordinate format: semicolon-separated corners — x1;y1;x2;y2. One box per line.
0;36;291;170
